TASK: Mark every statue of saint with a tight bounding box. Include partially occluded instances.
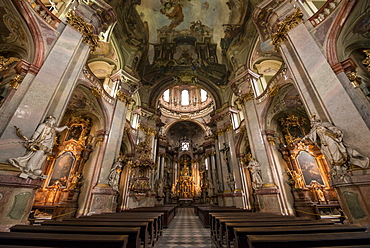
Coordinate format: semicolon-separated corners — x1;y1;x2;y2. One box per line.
157;178;165;197
68;173;82;190
227;173;236;192
207;179;214;197
9;116;69;179
108;157;123;191
247;157;263;189
303;115;369;181
288;170;305;189
181;166;190;176
205;126;213;136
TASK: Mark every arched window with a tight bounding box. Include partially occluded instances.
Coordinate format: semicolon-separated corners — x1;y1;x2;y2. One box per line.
200;89;207;102
181;89;189;105
163;89;170;102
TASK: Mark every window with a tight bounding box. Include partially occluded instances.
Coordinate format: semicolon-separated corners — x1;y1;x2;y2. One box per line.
181;142;190;151
181;89;189;105
200;89;207;102
163;89;170;102
231;113;240;129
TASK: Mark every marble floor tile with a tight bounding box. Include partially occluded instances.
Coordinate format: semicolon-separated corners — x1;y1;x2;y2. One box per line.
155;207;217;248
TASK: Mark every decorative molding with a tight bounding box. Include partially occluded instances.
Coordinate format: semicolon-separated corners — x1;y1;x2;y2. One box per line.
331;58;357;74
25;0;61;28
116;90;132;106
138;124;156;136
9;74;24;89
238;91;254;104
362;50;370;72
308;0;343;27
91;85;102;97
0;55;21;72
216;124;233;136
271;8;303;49
346;71;362;88
66;10;99;52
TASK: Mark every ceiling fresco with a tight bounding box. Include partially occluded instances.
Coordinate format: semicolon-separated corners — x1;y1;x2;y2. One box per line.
136;0;231;60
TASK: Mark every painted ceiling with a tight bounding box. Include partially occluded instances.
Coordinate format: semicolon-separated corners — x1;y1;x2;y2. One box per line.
136;0;234;61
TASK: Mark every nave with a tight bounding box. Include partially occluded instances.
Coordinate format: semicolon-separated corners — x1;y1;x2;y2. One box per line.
156;207;217;248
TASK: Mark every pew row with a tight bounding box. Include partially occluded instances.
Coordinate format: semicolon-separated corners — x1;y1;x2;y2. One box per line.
247;232;370;248
10;225;140;248
41;220;149;248
235;224;367;248
0;232;128;248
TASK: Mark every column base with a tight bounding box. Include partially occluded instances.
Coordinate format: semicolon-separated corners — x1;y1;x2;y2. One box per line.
334;170;370;225
89;184;118;214
0;166;42;231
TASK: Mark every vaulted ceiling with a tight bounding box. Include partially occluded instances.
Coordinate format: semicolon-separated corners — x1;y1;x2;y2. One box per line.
108;0;260;86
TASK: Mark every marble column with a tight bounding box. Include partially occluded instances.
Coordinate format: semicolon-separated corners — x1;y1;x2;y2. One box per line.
88;70;141;213
228;68;283;213
273;3;370;156
0;25;87;162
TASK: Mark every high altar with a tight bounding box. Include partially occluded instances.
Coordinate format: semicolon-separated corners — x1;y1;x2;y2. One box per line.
174;165;195;199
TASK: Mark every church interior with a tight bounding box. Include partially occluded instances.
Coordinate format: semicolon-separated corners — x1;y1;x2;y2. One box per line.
1;0;370;246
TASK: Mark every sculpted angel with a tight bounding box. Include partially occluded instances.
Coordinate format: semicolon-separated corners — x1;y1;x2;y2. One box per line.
9;116;69;179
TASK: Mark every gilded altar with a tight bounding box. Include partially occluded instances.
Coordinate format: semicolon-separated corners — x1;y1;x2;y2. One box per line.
174;165;195;199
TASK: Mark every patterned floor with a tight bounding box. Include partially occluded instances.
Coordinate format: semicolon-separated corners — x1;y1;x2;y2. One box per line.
155;207;217;248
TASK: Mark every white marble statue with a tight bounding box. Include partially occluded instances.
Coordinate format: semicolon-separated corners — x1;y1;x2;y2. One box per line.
108;157;123;191
9;116;69;179
157;178;165;197
247;158;263;189
207;179;214;197
205;126;213;136
303;115;369;181
227;172;236;192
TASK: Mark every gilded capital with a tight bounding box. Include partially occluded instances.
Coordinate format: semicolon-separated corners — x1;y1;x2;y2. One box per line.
271;8;303;49
91;86;102;97
138;124;156;136
116;90;133;106
66;10;99;52
238;91;254;104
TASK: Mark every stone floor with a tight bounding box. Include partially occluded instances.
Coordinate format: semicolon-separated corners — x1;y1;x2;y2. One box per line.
155;207;217;248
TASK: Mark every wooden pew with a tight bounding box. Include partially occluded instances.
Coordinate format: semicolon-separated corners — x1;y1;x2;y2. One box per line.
0;246;53;248
125;206;175;228
10;225;140;248
75;210;164;244
41;220;149;248
213;215;312;247
91;212;163;238
0;232;128;248
247;232;370;248
197;206;251;227
64;217;155;246
225;219;334;248
234;224;367;248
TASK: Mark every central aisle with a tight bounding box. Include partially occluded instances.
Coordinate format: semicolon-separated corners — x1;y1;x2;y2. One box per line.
156;207;217;248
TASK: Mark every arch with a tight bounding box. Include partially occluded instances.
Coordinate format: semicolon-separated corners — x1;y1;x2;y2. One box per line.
147;75;223;110
12;0;45;72
325;0;358;67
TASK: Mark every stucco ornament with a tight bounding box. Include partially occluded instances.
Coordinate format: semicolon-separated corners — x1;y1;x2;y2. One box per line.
9;116;69;179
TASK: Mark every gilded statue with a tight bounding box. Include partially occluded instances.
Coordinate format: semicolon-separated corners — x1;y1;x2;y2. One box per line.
9;116;69;179
287;170;305;189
